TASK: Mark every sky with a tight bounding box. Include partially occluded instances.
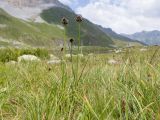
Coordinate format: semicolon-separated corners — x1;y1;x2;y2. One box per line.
59;0;160;34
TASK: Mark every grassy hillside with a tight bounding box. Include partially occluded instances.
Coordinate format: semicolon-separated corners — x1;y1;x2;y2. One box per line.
41;7;114;47
0;7;143;49
0;8;64;48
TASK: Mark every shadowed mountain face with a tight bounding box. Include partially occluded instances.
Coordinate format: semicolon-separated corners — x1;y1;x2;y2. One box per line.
122;30;160;45
98;27;134;42
41;7;114;47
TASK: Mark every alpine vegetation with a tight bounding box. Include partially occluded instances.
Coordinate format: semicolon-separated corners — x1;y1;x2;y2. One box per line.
1;1;160;120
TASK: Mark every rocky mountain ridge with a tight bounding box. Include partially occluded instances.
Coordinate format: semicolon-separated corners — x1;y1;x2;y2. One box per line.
122;30;160;45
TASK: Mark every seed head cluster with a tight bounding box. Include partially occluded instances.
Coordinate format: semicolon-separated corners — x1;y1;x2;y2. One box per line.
61;47;64;52
75;15;83;23
60;15;83;51
70;38;74;43
61;17;69;26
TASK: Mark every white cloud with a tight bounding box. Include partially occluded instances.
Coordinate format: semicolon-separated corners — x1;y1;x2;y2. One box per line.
59;0;72;5
59;0;77;6
75;0;160;34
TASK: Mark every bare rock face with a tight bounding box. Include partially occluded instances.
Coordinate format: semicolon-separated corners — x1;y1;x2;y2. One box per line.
0;0;69;21
0;0;71;22
5;0;62;7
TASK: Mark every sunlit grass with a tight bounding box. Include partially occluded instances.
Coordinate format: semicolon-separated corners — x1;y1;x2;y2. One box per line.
0;46;160;119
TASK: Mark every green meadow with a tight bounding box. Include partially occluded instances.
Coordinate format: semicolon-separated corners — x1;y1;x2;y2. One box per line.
0;46;160;120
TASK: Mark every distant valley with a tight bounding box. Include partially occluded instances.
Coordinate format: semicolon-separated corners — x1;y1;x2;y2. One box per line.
0;0;143;49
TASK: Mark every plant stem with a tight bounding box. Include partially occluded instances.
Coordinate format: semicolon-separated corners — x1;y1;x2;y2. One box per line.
61;26;67;89
70;43;73;62
76;23;81;81
72;22;83;88
78;23;81;53
64;26;67;55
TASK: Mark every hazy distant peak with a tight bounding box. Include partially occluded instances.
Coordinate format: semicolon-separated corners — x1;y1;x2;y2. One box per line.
122;30;160;45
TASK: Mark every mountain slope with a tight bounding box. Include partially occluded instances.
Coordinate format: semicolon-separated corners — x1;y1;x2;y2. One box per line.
0;8;64;48
100;27;133;41
0;0;144;48
0;0;71;21
97;26;143;47
41;7;114;47
123;30;160;45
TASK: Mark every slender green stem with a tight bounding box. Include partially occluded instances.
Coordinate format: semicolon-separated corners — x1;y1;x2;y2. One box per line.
77;23;81;58
64;26;67;55
61;26;67;89
77;24;80;51
76;23;81;81
70;43;73;62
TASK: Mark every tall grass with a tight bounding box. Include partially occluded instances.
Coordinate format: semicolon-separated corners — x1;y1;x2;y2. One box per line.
1;13;160;119
0;47;160;119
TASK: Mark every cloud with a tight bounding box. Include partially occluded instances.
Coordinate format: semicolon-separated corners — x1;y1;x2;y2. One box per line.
75;0;160;34
59;0;77;6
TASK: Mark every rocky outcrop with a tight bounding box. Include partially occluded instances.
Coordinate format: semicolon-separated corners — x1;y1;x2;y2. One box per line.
18;55;40;62
5;0;61;7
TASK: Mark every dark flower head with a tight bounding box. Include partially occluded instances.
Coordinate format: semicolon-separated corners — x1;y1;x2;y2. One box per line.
76;15;83;23
61;17;69;26
48;67;51;71
61;47;64;52
69;38;74;43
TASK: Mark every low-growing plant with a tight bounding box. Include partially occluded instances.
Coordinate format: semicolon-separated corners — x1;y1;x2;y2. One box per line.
0;48;49;62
